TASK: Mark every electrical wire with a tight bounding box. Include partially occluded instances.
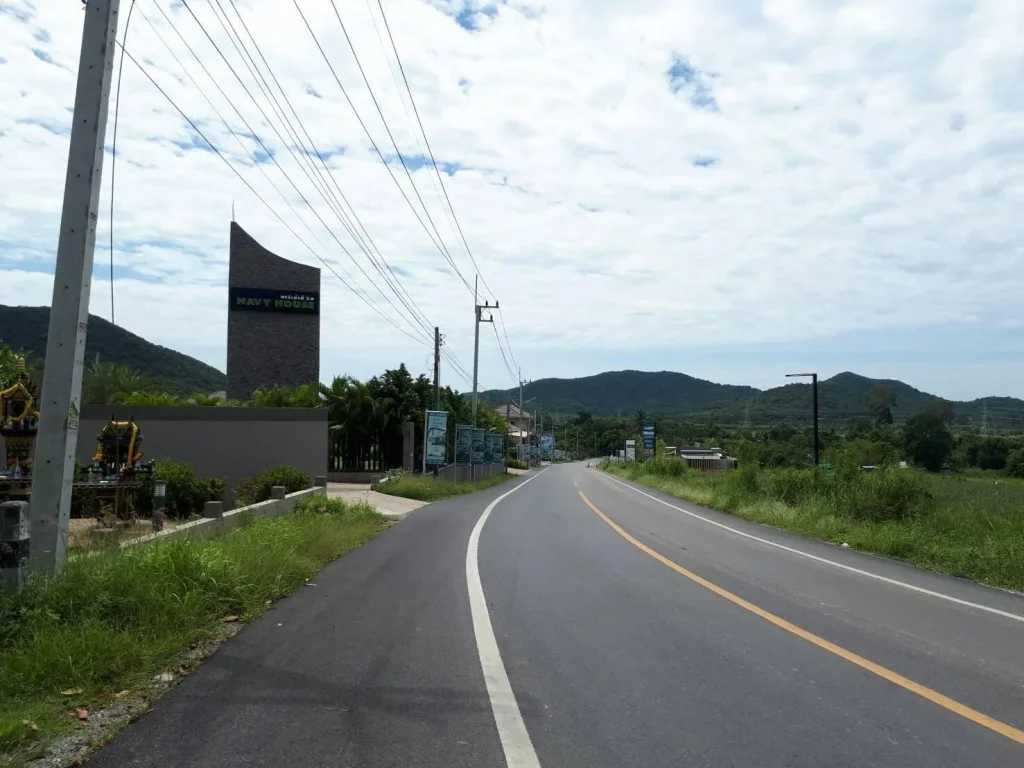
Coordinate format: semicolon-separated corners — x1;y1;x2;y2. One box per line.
115;39;437;353
372;0;521;372
290;0;473;294
214;0;438;340
491;321;517;384
108;0;138;326
167;1;439;349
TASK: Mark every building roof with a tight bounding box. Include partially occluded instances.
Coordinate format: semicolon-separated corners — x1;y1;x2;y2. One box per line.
495;403;533;420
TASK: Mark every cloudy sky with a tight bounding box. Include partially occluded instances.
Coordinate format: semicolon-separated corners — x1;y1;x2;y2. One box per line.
2;0;1023;401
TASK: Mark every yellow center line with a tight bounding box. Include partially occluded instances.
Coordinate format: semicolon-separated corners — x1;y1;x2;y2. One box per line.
577;490;1024;746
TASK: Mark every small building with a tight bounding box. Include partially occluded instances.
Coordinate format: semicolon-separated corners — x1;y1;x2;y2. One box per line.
677;446;738;471
494;403;533;442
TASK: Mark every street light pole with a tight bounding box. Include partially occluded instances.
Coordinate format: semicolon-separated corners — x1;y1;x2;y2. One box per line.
786;372;819;467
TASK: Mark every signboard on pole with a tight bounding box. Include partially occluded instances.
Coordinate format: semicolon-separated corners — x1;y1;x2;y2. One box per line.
456;425;472;466
471;428;486;465
483;433;495;464
540;434;554;459
497;435;505;462
642;420;656;458
424;410;448;470
625;439;636;461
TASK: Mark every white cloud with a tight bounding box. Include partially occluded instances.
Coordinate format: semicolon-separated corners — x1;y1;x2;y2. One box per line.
1;0;1023;397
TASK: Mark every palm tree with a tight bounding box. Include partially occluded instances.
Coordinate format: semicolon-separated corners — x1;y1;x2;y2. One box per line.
82;362;156;404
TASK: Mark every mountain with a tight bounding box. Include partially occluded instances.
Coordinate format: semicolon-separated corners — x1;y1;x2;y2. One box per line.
478;370;759;418
0;305;226;395
479;369;1024;427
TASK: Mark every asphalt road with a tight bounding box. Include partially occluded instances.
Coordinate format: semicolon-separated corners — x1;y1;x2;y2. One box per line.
88;463;1024;767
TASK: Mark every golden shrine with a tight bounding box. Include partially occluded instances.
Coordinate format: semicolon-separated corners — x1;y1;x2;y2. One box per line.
0;358;40;500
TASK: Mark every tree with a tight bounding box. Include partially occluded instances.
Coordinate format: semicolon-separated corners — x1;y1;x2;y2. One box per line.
867;384;897;427
925;398;956;426
903;410;954;472
0;342;19;383
82;361;156;404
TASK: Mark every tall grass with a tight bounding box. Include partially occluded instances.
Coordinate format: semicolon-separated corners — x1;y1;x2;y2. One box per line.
0;496;386;765
604;458;1024;591
378;472;514;502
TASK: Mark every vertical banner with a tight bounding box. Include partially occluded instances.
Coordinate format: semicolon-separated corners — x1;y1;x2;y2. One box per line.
456;425;472;466
424;410;448;471
483;433;495;464
471;428;486;465
498;435;506;462
642;420;656;458
540;434;554;460
625;439;636;461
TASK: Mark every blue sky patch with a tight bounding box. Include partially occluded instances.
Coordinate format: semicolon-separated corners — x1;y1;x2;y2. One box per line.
667;54;718;111
693;156;718;168
16;116;68;136
305;83;322;99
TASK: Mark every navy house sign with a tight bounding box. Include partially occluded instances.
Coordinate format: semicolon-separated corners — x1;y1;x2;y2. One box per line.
229;287;320;314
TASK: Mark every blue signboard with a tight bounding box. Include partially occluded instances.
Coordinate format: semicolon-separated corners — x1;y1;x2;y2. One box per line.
424;411;448;467
471;428;486;465
642;420;656;458
456;425;472;466
540;434;554;459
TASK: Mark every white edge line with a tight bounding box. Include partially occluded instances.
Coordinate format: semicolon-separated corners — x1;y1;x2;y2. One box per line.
597;470;1024;624
467;469;548;768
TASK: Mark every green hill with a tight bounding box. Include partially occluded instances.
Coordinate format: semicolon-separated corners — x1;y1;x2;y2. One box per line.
479;370;759;417
479;369;1024;427
0;305;225;395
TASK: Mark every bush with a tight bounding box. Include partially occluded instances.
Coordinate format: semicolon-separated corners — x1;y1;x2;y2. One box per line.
1007;449;1024;479
507;458;528;470
767;468;817;506
152;459;224;519
830;469;932;523
235;465;312;506
640;456;690;478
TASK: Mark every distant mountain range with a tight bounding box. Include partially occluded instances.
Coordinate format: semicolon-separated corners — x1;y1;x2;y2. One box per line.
0;305;226;395
478;370;1024;427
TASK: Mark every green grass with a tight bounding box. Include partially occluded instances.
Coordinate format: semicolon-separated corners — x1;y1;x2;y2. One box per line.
377;471;515;502
0;496;386;766
603;459;1024;592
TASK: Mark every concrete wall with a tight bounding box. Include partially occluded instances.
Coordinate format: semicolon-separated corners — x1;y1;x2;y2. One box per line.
227;222;321;400
76;405;328;498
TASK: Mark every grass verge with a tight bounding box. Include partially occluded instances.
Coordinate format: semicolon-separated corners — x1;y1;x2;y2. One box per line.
0;495;387;767
377;471;515;502
603;458;1024;592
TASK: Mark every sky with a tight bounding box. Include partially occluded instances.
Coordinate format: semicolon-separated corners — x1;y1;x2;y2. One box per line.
2;0;1023;402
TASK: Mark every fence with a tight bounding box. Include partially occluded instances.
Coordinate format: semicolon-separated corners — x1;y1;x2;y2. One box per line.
329;426;402;473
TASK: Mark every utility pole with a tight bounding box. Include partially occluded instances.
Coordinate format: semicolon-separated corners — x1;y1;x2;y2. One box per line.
31;0;121;575
433;326;442;410
471;276;497;427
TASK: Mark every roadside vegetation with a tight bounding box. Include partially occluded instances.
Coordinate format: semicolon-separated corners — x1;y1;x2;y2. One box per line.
0;496;387;766
604;456;1024;591
377;469;515;502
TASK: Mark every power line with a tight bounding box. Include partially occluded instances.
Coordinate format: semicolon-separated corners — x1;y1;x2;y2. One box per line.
491;321;517;384
290;0;474;294
166;1;444;352
108;0;139;326
203;0;438;344
116;39;434;351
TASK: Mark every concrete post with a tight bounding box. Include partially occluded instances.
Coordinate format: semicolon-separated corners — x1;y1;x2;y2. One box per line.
402;421;415;472
203;501;224;519
30;0;122;575
0;501;30;594
270;486;287;500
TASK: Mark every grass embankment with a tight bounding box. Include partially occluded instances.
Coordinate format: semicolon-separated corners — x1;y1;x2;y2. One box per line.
604;458;1024;592
0;496;386;766
378;471;515;502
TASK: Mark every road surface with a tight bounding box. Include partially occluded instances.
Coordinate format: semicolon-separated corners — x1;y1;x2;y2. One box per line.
88;463;1024;767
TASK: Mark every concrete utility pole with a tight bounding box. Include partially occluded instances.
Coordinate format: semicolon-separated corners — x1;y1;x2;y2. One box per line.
433;326;442;410
31;0;121;575
471;276;497;427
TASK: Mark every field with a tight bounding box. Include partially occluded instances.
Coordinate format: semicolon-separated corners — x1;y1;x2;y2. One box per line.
376;471;514;502
603;459;1024;592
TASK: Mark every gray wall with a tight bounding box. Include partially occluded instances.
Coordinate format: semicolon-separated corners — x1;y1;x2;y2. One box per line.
75;405;328;498
227;222;321;400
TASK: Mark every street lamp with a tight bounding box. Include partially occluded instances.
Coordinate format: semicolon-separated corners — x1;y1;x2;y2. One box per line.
786;373;819;467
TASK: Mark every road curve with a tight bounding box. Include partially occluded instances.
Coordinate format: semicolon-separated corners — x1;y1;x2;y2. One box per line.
88;463;1024;767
